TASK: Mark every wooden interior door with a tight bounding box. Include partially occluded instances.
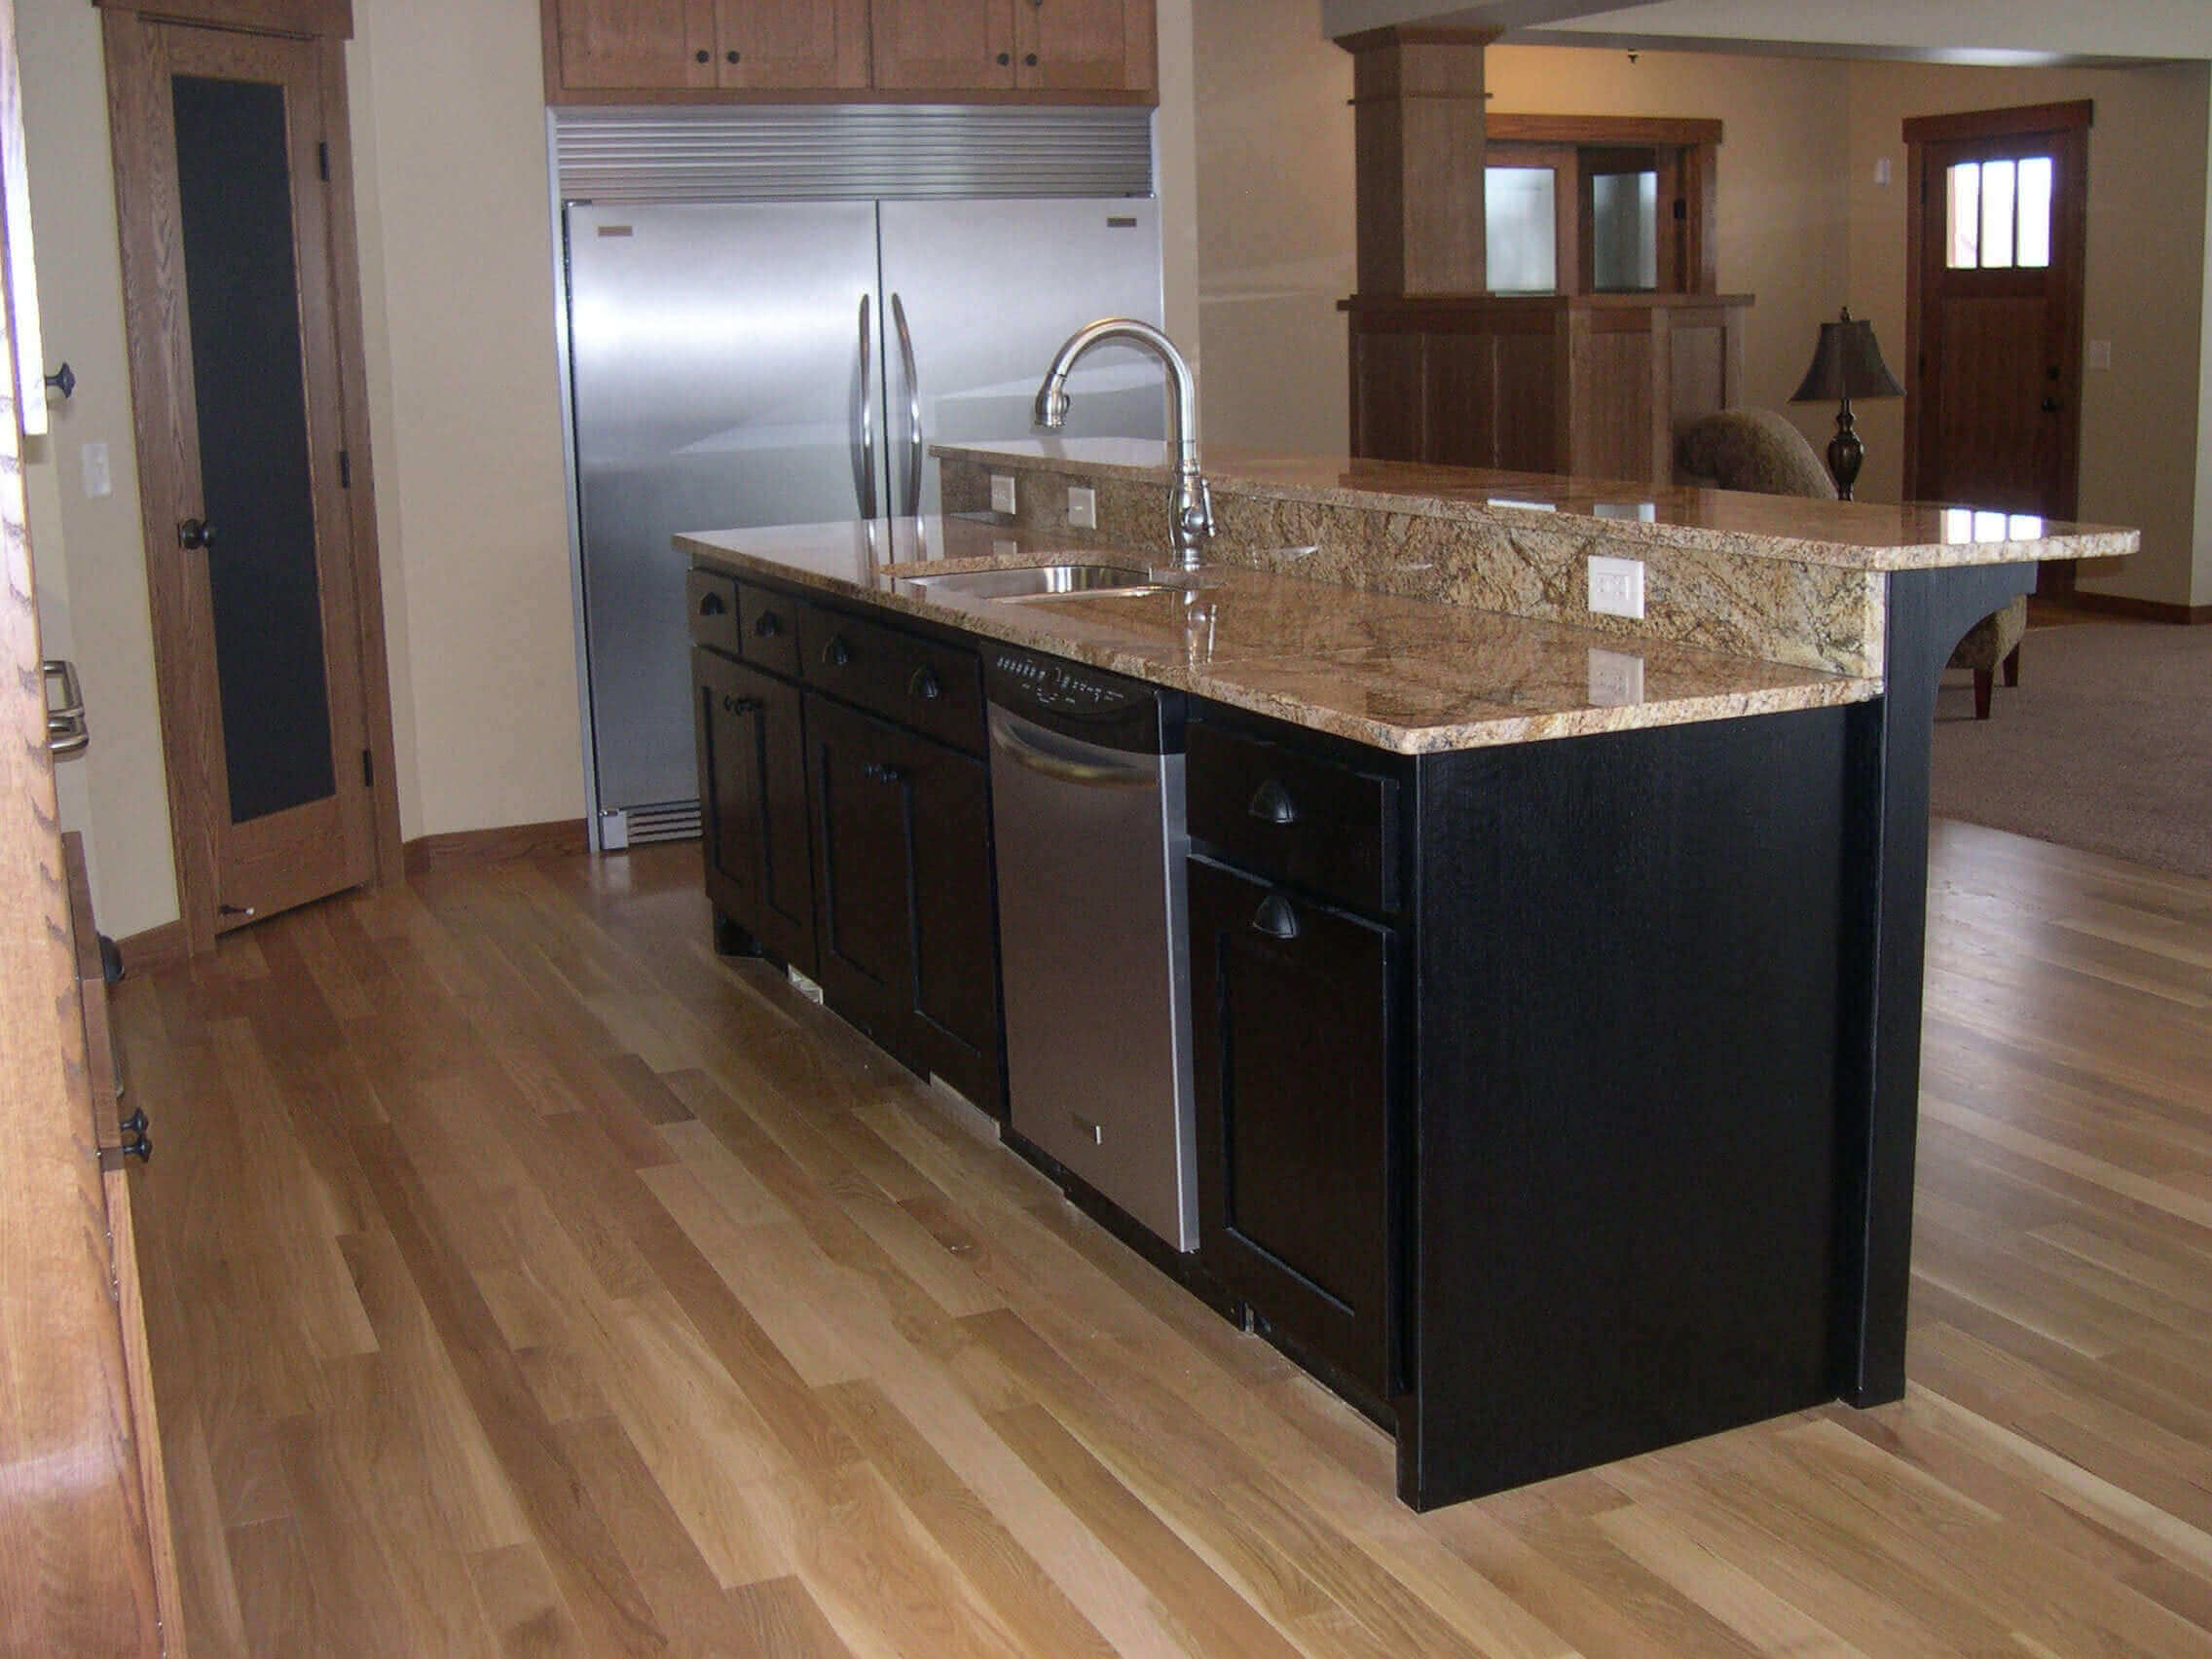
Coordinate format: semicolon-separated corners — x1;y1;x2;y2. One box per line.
1906;102;2089;589
106;15;393;949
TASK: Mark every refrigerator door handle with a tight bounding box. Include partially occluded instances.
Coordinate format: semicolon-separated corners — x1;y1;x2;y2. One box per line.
856;292;878;519
891;291;923;518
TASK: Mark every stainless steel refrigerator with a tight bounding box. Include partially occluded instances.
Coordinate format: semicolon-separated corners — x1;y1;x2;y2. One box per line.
565;197;1165;845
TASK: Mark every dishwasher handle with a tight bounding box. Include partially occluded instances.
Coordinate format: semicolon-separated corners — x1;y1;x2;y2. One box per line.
988;707;1158;791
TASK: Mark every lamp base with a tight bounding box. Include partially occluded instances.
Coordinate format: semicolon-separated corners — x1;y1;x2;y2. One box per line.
1827;406;1864;502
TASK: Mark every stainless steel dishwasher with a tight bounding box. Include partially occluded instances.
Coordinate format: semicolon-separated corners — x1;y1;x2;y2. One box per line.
984;645;1197;1252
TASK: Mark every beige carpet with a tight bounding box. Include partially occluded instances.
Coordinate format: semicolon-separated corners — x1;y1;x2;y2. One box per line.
1930;620;2212;877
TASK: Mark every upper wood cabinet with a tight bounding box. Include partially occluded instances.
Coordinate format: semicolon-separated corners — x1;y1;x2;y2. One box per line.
542;0;1154;102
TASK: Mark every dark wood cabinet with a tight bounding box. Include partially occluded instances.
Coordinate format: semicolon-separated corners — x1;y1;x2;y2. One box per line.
804;692;1003;1115
693;648;815;971
1189;854;1399;1404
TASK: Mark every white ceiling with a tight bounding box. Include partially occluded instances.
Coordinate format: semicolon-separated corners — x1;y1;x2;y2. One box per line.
1315;0;2212;66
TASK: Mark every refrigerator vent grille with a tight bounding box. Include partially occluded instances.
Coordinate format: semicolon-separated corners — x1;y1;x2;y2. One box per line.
618;799;703;845
554;107;1152;203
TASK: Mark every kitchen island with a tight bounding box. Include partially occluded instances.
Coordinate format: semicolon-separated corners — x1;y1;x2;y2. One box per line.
677;447;2133;1510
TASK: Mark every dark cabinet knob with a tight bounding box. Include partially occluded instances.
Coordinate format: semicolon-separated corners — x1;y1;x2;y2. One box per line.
1247;777;1299;826
2042;396;2062;413
908;665;941;702
1024;53;1038;65
698;591;727;616
996;52;1011;64
754;610;782;638
694;48;711;63
119;1108;147;1139
863;760;905;785
176;517;212;551
113;1108;152;1163
719;693;759;716
823;637;853;668
1250;893;1300;940
726;49;741;63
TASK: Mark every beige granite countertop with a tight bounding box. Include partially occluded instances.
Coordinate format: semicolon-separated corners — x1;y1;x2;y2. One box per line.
935;439;2140;571
677;516;1874;755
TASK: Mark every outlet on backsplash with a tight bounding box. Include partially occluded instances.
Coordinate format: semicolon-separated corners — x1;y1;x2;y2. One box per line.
1066;486;1097;530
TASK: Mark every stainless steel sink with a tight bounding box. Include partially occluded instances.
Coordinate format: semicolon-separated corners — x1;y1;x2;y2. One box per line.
896;563;1158;602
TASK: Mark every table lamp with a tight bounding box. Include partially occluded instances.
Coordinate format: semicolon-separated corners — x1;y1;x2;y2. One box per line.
1790;307;1904;501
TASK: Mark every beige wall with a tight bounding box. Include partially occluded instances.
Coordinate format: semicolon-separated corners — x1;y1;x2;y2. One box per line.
1842;58;2211;608
14;0;583;938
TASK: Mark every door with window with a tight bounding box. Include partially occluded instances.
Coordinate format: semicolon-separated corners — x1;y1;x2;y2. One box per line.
105;8;397;949
1906;102;2089;586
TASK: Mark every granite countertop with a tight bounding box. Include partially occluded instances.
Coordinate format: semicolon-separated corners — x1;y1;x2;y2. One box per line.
677;516;1874;755
935;439;2141;571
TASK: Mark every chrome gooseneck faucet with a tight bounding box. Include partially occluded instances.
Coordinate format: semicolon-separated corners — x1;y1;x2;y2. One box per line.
1034;318;1214;571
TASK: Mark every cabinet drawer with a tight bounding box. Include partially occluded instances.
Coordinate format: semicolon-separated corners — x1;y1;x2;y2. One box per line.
797;602;984;755
738;582;801;679
1188;720;1397;913
686;569;742;657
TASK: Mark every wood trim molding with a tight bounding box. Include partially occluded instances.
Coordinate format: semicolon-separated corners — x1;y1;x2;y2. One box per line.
1902;99;2092;144
403;819;589;879
1333;23;1499;53
2061;592;2212;625
90;0;352;40
1486;113;1723;147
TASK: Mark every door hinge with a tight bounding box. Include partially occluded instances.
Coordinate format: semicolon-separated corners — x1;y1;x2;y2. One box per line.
1672;197;1686;221
339;449;350;488
361;747;374;788
318;140;330;181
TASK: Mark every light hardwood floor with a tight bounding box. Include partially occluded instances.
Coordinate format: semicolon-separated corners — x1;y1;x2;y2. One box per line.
116;819;2212;1657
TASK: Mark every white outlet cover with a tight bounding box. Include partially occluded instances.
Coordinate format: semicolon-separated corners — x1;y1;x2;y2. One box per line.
2086;340;2113;371
1066;485;1097;530
1588;555;1646;619
990;473;1017;514
81;440;112;499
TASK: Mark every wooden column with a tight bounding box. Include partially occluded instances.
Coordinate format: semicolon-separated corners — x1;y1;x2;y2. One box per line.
1337;25;1495;296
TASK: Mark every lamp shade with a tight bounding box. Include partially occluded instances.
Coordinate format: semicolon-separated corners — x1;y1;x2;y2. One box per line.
1790;307;1904;403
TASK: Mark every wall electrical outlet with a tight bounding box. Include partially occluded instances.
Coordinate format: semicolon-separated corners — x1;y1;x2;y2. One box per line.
2086;340;2113;371
81;441;112;499
1588;555;1645;619
1066;485;1097;530
990;473;1017;514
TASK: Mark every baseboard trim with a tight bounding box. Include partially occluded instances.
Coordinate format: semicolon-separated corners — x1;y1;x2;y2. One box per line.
2067;592;2212;624
114;920;189;977
403;818;589;878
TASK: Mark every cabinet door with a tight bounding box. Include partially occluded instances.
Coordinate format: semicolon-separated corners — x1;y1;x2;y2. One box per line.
553;0;718;91
1015;0;1155;92
715;0;870;90
694;650;815;972
806;694;1003;1113
1190;855;1397;1399
871;0;1015;91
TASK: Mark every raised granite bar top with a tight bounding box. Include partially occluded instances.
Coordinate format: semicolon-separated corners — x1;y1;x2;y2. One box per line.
677;516;1872;755
935;439;2139;571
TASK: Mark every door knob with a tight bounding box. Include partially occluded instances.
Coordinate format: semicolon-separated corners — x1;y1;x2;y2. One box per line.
176;517;212;551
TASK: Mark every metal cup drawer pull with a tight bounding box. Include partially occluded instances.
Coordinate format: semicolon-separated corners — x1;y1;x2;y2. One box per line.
908;665;941;702
753;609;783;637
823;636;853;668
697;590;727;616
1248;776;1300;826
1251;892;1301;940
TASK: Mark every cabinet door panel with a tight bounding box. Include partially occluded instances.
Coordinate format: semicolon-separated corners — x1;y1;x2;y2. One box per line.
1015;0;1153;91
716;0;870;90
694;650;814;970
1191;854;1395;1398
907;735;1000;1104
807;695;916;1035
556;0;717;90
872;0;1014;91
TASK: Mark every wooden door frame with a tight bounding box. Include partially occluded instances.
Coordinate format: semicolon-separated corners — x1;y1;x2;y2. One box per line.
100;2;400;956
1903;100;2091;532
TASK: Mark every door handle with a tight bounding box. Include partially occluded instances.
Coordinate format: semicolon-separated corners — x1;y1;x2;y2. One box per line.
176;517;212;551
856;293;878;520
1250;893;1301;940
891;291;922;518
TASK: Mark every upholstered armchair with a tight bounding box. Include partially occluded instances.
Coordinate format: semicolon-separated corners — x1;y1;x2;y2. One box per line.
1675;409;2025;719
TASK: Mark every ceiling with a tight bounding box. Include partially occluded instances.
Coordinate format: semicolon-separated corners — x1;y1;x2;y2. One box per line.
1314;0;2212;66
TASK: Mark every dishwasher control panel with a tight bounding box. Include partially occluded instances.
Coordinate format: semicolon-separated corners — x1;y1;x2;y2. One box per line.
988;648;1145;717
